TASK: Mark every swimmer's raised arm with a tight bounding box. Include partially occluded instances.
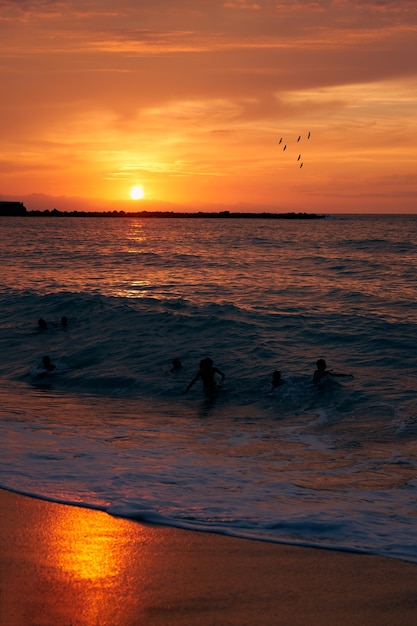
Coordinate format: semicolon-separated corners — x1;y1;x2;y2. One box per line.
183;371;200;394
213;367;225;382
329;371;353;378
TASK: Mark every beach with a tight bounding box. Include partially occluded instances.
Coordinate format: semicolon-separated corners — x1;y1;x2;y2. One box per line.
1;489;417;625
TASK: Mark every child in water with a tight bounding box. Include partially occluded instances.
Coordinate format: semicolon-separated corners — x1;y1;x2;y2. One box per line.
271;370;285;387
170;358;182;372
42;356;56;372
313;359;352;385
183;357;225;396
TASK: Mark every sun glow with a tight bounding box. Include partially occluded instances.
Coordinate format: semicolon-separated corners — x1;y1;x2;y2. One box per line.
130;185;145;200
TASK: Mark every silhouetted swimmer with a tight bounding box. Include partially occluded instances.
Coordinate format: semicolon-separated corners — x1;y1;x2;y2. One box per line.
170;358;182;372
42;356;56;372
60;316;68;328
313;359;352;385
183;357;225;396
271;370;285;388
38;318;47;330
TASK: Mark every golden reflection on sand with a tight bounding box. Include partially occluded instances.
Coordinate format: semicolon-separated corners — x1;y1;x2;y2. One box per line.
49;506;126;580
43;504;152;624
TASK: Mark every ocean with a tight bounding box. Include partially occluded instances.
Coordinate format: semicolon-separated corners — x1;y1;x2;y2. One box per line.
1;213;416;562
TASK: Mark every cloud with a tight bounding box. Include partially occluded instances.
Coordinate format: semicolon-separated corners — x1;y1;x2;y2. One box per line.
0;0;64;7
0;0;69;20
332;0;417;10
224;1;261;9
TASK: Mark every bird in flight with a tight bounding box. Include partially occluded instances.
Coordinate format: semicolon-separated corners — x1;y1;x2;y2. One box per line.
277;131;311;169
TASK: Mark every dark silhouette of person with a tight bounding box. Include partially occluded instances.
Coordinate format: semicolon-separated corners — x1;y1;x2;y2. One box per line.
313;358;352;385
42;356;56;372
271;370;285;387
38;318;47;330
60;316;68;328
183;357;225;396
170;358;182;372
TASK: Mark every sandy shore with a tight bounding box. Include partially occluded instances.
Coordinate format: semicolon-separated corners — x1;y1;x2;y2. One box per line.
1;489;417;625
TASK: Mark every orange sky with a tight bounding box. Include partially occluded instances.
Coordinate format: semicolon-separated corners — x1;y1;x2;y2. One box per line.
1;0;417;213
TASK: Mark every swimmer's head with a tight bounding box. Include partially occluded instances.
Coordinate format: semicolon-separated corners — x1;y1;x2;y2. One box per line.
316;358;326;371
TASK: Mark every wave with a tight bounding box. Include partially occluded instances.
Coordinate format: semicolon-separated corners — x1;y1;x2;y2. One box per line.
1;289;417;562
0;287;416;427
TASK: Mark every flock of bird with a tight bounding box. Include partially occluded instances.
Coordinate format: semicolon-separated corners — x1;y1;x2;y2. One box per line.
278;131;311;168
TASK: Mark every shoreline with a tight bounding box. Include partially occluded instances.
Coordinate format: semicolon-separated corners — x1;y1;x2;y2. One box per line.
2;489;417;625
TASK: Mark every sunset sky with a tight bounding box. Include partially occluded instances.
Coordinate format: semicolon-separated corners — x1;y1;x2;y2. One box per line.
1;0;417;213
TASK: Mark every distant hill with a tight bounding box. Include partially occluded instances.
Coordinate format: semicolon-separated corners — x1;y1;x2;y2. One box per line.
25;208;325;219
1;200;325;220
0;201;27;216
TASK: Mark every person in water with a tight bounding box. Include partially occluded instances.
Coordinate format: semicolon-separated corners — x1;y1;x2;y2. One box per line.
42;356;56;372
170;358;182;372
183;357;225;395
271;370;285;387
38;318;48;330
60;315;68;328
313;358;352;385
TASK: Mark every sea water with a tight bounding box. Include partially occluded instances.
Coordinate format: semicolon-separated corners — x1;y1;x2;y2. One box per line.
1;213;417;562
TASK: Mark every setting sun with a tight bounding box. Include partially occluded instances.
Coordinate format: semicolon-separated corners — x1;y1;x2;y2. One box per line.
130;186;145;200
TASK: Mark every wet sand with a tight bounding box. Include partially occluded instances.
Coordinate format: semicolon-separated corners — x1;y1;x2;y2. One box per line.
1;488;417;626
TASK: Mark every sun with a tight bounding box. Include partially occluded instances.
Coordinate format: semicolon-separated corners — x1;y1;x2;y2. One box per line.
130;185;145;200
